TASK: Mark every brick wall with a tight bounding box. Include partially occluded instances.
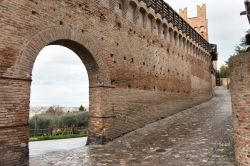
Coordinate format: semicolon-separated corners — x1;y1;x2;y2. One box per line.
178;4;217;88
0;0;213;164
229;52;250;166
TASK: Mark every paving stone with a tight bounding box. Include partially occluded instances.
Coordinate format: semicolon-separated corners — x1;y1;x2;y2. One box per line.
30;87;235;166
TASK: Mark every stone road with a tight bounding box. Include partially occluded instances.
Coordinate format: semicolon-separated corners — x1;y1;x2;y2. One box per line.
30;87;235;166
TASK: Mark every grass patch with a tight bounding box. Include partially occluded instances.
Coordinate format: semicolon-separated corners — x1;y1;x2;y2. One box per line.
30;133;87;141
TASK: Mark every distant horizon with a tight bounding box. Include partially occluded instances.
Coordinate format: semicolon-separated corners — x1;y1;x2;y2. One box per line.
30;104;89;108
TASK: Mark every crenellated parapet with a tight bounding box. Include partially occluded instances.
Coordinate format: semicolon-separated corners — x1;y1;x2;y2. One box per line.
97;0;217;62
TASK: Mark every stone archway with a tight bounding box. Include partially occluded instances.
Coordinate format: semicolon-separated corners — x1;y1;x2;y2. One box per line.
0;27;113;165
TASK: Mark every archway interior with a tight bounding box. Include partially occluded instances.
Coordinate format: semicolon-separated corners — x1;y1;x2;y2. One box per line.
29;44;90;157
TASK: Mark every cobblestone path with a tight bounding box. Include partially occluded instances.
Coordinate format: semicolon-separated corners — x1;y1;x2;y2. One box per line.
30;87;235;166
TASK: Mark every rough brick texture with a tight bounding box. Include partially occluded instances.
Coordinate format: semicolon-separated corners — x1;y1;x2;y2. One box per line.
229;53;250;166
178;4;217;88
0;0;213;165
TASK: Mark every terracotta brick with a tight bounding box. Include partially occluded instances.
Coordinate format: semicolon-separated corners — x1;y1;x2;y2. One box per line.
229;52;250;166
0;0;214;165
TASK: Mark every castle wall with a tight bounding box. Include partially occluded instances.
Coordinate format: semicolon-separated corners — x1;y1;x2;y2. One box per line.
0;0;212;165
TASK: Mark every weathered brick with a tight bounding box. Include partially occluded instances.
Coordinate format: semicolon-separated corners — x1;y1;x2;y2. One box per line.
0;0;214;165
229;52;250;166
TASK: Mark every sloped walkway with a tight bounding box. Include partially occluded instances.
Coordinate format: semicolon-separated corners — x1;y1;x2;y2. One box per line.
30;87;235;166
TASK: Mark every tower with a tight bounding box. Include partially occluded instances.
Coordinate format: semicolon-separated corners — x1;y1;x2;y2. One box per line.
179;4;208;41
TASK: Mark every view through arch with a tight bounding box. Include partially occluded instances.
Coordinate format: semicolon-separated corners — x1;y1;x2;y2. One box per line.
29;45;90;157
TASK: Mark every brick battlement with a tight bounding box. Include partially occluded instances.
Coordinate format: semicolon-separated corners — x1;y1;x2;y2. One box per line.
140;0;210;51
97;0;217;64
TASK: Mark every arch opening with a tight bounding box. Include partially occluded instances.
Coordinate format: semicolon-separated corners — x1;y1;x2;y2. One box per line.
174;31;178;46
148;14;154;33
16;36;111;161
29;45;90;157
169;28;173;43
115;0;125;17
139;7;147;28
128;1;137;23
156;19;162;37
163;24;168;39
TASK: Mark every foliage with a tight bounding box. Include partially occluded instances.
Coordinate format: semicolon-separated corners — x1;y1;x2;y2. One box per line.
29;115;51;129
234;29;250;55
79;105;86;112
235;45;248;55
39;106;64;116
219;64;230;78
30;131;87;141
29;108;89;130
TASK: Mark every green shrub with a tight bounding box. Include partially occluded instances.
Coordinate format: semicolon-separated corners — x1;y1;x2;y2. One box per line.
29;111;89;130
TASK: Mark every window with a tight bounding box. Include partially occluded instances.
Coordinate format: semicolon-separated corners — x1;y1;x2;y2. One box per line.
174;32;178;46
116;0;124;16
148;14;154;33
169;28;173;43
139;8;146;27
163;24;168;39
156;19;162;36
118;0;124;10
128;2;137;23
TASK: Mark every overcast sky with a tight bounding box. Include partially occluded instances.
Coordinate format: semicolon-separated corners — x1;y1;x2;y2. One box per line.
30;0;249;107
30;46;89;107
